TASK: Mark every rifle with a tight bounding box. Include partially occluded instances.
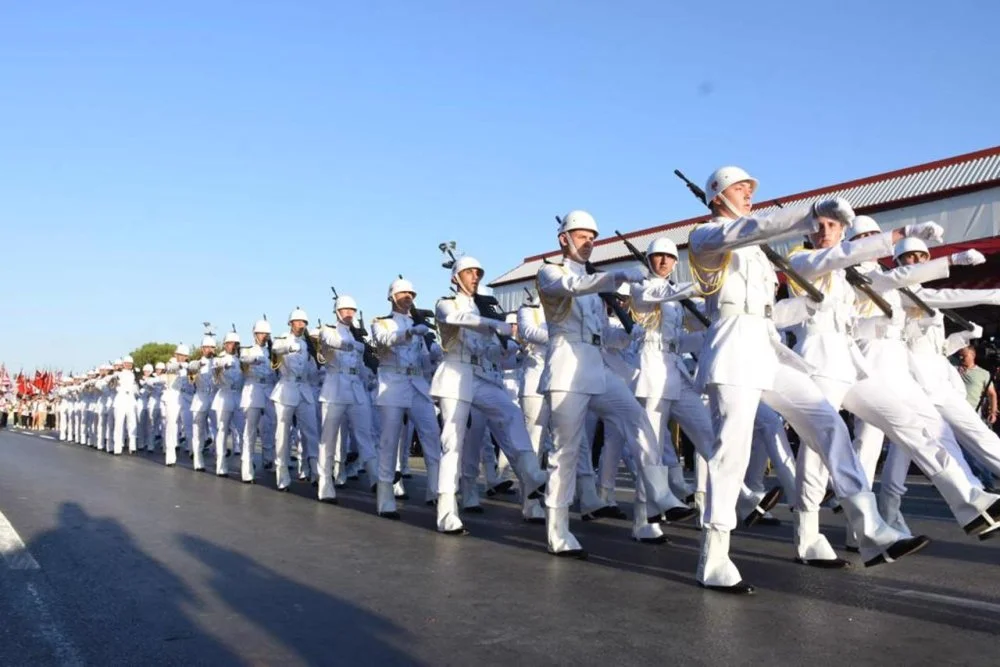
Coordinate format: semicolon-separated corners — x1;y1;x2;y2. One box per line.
613;229;711;327
554;216;635;334
438;242;513;349
673;169;825;304
875;261;976;332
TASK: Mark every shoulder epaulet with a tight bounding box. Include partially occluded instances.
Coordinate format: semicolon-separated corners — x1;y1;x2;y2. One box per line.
438;295;456;301
372;315;391;322
321;323;335;329
274;334;289;340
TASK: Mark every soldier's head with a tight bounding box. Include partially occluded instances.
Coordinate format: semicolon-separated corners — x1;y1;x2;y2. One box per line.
451;256;484;296
557;210;598;264
122;356;134;370
174;343;190;363
252;319;271;346
847;215;880;242
142;364;153;377
645;237;678;278
809;216;848;249
893;238;930;267
705;166;757;219
334;296;357;327
388;278;416;314
288;308;308;336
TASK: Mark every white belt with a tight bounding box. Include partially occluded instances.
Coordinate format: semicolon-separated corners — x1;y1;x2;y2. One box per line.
718;303;772;319
381;366;422;377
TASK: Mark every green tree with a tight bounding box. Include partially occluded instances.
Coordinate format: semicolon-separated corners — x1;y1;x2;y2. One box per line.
129;342;177;370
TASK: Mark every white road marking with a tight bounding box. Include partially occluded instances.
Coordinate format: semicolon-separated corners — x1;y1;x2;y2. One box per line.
0;509;41;570
24;582;84;666
881;587;1000;614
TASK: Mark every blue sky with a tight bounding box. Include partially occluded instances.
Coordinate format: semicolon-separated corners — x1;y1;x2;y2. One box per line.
2;1;998;372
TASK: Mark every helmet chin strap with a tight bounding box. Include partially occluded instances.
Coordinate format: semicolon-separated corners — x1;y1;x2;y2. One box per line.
718;192;746;219
562;234;588;264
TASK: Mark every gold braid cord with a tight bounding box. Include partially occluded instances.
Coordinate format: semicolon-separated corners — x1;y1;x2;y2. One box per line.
784;246;830;299
687;229;732;297
536;269;572;325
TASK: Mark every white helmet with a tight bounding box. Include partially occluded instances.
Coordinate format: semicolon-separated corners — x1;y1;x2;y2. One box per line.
200;335;217;348
704;166;758;204
335;295;358;312
113;358;124;366
505;312;517;324
142;363;153;373
388;278;417;301
615;282;631;297
154;362;166;371
175;343;191;356
223;331;240;345
451;256;484;280
893;237;930;262
253;319;272;335
646;237;678;258
288;307;309;324
848;215;881;240
558;210;599;237
123;355;134;364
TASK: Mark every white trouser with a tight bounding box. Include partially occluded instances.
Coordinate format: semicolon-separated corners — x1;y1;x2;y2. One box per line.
191;410;211;469
212;403;242;475
938;391;1000;478
241;404;275;480
397;418;414;473
163;401;184;465
520;394;550;459
58;408;68;440
319;399;377;499
113;399;138;454
376;394;442;509
746;404;797;500
642;384;715;494
274;400;319;489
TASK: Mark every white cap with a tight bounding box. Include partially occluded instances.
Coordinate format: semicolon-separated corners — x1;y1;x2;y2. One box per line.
200;335;217;348
388;278;416;300
505;313;517;324
142;363;153;373
154;362;166;371
123;355;134;364
704;166;758;204
894;237;930;261
253;319;272;335
646;237;678;259
450;256;485;280
223;331;240;345
615;282;631;297
113;358;124;366
175;343;191;356
335;295;358;312
848;215;881;240
288;307;309;324
558;210;599;237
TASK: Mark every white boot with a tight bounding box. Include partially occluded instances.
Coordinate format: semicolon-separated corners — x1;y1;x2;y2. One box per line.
641;464;695;522
364;458;379;493
334;460;347;488
840;491;929;567
317;471;337;503
928;460;1000;537
436;492;467;534
513;450;547;499
632;494;668;544
697;527;751;593
877;489;912;537
577;475;608;518
546;506;584;557
522;497;546;523
376;481;399;518
793;511;847;567
460;477;482;512
393;479;408;499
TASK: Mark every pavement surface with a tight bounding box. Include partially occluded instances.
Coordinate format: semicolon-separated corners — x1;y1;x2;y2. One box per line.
0;427;998;666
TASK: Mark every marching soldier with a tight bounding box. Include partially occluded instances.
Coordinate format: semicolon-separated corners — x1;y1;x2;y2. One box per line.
163;344;192;467
211;331;244;476
239;319;277;483
188;333;218;472
112;355;139;455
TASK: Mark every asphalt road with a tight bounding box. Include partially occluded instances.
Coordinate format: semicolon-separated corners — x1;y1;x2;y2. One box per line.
1;427;998;666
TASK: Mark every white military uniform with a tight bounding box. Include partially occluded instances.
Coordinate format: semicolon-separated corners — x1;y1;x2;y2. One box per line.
687;195;911;590
112;362;139;454
162;351;191;466
189;352;217;471
239;333;277;482
431;285;547;534
270;324;321;490
211;345;244;476
370;305;443;516
517;298;553;522
536;241;691;556
317;311;379;502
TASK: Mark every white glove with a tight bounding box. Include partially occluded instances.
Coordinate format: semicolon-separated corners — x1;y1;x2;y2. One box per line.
970;324;984;339
904;221;944;244
187;360;200;371
352;340;366;353
492;321;514;337
410;324;430;337
288;341;301;353
950;249;985;266
812;197;855;225
613;267;646;285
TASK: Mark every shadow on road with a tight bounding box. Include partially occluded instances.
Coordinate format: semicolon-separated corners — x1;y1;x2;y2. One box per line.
179;534;420;666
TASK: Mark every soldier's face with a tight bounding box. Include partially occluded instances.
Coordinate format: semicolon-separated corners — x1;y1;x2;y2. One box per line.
810;217;844;249
560;230;596;262
897;251;928;266
393;292;414;312
455;268;481;295
649;253;676;278
224;342;238;354
290;320;307;335
254;333;269;345
201;346;215;357
176;354;189;362
337;309;356;327
717;180;754;217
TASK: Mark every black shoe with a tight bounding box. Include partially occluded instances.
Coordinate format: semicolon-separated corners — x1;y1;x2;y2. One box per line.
216;473;227;478
277;486;290;493
963;500;1000;536
844;545;860;553
635;535;671;545
319;498;338;505
442;528;469;537
606;507;628;520
864;535;931;567
486;480;515;497
684;493;696;504
401;473;413;479
743;487;782;528
699;581;755;595
226;449;232;457
550;548;587;560
242;479;255;485
393;471;402;484
335;482;347;489
263;462;274;471
346;451;359;463
581;505;615;522
528;484;546;500
663;506;698;523
165;463;176;468
378;511;401;520
795;557;852;569
463;505;484;514
396;493;410;501
194;467;206;472
523;516;546;525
